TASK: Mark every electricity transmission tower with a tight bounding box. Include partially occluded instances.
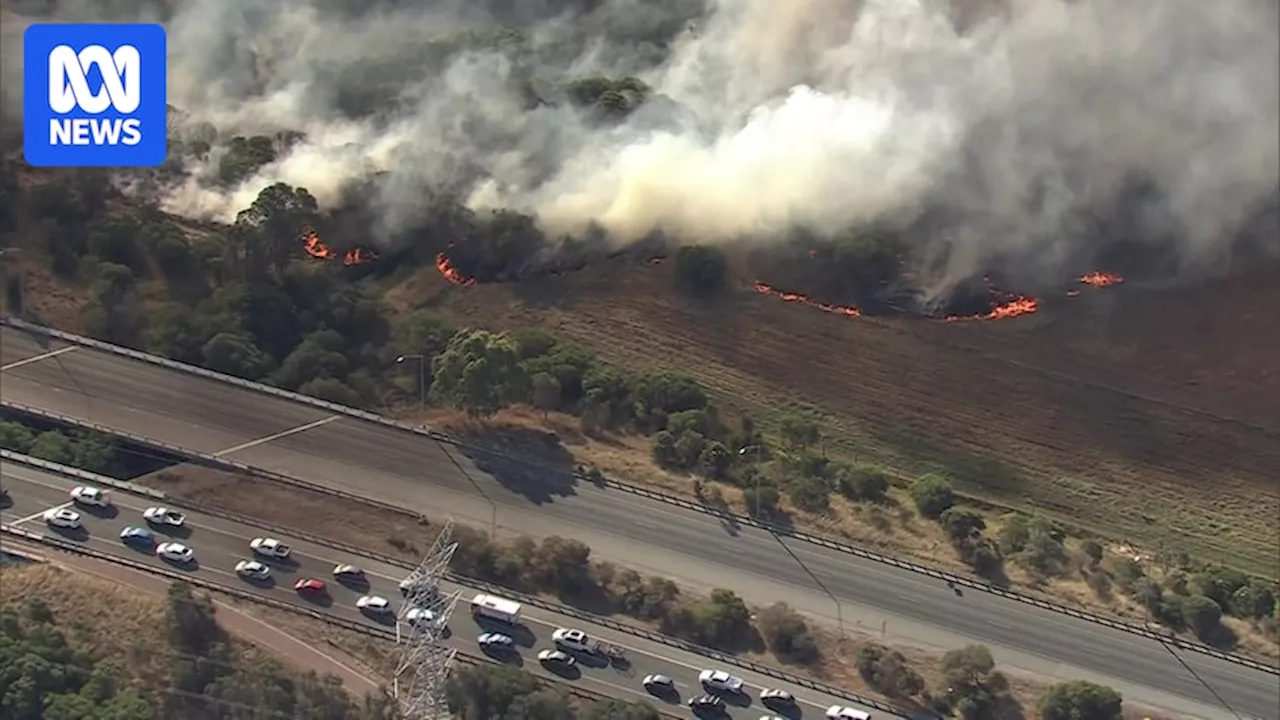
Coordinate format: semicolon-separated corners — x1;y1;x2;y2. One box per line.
393;519;463;720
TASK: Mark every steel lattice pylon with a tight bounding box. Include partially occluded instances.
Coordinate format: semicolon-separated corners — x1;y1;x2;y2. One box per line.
393;519;462;720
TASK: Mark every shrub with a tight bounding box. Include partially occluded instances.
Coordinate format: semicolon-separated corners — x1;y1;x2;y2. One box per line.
1038;680;1123;720
835;463;890;502
787;475;830;514
856;644;924;698
939;508;985;542
1079;539;1104;567
1231;582;1277;619
756;603;819;665
743;486;781;517
909;474;954;518
1181;595;1223;639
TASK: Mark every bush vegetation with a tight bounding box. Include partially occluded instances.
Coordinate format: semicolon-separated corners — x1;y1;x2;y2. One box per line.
448;663;663;720
0;581;392;720
0;420;124;476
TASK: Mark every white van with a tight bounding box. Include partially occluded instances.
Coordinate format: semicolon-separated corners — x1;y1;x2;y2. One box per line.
470;593;522;624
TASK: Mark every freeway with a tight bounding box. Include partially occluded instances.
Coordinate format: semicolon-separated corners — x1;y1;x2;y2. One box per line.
0;460;879;720
2;327;1276;720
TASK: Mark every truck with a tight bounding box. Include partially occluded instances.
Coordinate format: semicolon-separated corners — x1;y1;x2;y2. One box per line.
470;593;522;624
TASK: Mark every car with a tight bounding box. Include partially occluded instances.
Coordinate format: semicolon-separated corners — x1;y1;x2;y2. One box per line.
119;526;155;547
70;486;109;507
156;542;194;564
477;632;514;649
551;628;596;653
688;694;726;712
356;595;392;615
643;674;675;694
826;708;872;720
405;606;445;629
760;689;795;706
759;716;788;720
294;578;327;595
143;507;186;527
699;669;745;693
333;564;365;581
250;537;291;558
537;649;575;667
43;507;82;529
235;560;271;580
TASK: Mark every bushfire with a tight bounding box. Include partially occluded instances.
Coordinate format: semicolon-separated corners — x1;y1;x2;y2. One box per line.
753;282;862;317
300;229;377;266
436;251;477;287
1079;271;1124;287
945;295;1040;322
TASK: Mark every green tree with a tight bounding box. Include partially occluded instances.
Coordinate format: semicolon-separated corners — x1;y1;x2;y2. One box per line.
145;303;205;364
274;330;350;390
394;310;457;362
743;485;781;517
202;332;275;380
1181;595;1223;639
857;644;924;698
697;441;732;479
299;378;364;407
756;603;819;664
219;135;277;186
940;507;986;542
778;414;820;451
909;474;955;519
834;463;890;502
584;699;663;720
1038;680;1123;720
234;183;319;278
788;475;830;514
672;245;728;298
27;430;75;466
651;430;680;468
1231;582;1276;619
0;420;36;453
532;372;562;419
430;329;528;417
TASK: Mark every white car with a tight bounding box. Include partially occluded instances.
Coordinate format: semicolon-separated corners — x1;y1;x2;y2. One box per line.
643;674;675;694
760;689;795;706
551;628;596;653
405;607;444;629
70;486;109;507
43;507;82;529
235;560;271;580
699;669;745;693
537;649;575;667
250;537;291;558
357;595;392;615
333;564;364;581
826;707;872;720
143;507;186;527
156;542;194;564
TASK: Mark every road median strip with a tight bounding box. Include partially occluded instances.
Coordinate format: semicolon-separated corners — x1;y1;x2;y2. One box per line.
3;316;1275;676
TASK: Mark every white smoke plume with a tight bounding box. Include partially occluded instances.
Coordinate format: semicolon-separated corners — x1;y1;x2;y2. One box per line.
5;0;1278;289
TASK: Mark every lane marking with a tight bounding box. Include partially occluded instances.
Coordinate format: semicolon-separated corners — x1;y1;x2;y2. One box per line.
9;500;72;526
1;346;76;371
213;416;340;457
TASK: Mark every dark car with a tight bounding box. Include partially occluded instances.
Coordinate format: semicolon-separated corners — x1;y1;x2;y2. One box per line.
688;694;726;714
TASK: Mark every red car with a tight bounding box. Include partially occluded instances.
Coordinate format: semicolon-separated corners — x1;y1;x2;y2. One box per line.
294;578;327;596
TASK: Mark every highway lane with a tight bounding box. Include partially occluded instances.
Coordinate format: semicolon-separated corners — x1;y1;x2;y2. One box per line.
0;462;882;720
2;328;1274;720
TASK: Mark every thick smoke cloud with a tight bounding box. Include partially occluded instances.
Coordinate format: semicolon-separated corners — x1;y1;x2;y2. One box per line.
6;0;1278;293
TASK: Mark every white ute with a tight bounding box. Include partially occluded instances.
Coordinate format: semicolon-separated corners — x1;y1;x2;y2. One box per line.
551;628;597;653
699;669;745;693
250;537;291;559
826;707;871;720
144;507;186;527
70;486;109;507
43;507;82;529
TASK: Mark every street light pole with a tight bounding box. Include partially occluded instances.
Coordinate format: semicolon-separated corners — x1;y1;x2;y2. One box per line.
396;354;426;409
738;444;764;519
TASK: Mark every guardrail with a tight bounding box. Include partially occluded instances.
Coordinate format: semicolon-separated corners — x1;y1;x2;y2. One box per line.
0;450;900;715
0;524;682;718
4;316;1276;676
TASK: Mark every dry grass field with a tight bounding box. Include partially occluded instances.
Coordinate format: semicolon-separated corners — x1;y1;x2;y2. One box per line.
390;255;1280;578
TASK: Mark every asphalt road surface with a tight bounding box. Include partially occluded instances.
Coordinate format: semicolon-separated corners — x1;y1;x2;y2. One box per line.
2;328;1276;720
0;461;879;720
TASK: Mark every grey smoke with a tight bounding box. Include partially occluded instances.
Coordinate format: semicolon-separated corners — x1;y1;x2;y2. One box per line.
6;0;1278;293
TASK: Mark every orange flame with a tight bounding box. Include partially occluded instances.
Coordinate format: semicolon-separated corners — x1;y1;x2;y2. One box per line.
945;295;1040;322
302;229;334;260
436;251;477;287
753;282;862;317
1079;271;1124;287
343;248;377;266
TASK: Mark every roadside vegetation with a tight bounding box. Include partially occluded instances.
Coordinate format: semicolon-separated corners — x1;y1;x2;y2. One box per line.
448;664;665;720
0;565;395;719
0;134;1275;658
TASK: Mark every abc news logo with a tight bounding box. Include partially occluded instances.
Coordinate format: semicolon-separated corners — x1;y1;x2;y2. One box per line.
47;44;143;147
24;23;167;168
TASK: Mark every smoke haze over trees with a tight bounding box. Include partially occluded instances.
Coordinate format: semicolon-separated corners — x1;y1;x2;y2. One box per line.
2;0;1276;297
